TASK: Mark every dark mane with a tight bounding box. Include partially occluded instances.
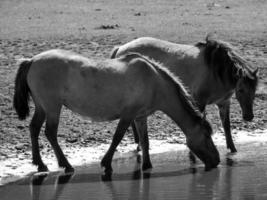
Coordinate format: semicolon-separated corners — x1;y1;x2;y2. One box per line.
123;53;212;136
196;36;258;88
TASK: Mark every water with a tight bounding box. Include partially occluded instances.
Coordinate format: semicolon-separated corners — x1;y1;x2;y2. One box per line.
1;142;267;200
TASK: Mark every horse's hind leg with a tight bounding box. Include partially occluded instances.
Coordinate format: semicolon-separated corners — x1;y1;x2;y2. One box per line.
131;122;141;152
218;101;237;153
44;107;74;172
101;118;132;173
134;117;152;170
30;106;47;172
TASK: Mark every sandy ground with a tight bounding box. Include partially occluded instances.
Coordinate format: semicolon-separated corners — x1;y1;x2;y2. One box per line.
0;0;266;185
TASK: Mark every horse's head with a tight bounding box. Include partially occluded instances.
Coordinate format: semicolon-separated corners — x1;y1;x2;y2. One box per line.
187;120;220;171
235;68;258;121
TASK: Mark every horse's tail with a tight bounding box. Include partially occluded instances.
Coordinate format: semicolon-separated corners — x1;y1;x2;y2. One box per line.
13;59;33;120
110;46;120;58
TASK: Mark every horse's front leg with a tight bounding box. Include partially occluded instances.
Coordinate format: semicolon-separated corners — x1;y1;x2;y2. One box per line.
217;101;237;153
101;118;132;173
134;117;152;170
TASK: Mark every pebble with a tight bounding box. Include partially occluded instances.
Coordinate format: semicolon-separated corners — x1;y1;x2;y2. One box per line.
15;144;26;150
16;125;24;130
66;138;78;143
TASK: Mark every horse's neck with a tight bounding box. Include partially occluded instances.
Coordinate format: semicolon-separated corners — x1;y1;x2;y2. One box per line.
193;71;236;106
158;83;201;136
162;45;208;90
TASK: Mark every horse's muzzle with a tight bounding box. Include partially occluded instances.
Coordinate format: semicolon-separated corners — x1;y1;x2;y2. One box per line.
205;157;220;171
193;149;220;171
204;147;220;171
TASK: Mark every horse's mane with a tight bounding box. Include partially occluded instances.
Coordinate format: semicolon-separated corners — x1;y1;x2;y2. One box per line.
122;53;212;136
196;36;258;88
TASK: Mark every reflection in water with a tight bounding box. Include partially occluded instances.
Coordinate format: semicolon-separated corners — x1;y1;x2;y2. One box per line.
187;168;220;199
30;172;73;200
2;143;267;200
28;167;223;200
102;161;152;200
30;174;47;200
223;156;233;200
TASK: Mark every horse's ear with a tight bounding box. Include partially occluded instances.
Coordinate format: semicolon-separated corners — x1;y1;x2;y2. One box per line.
253;68;259;76
245;68;258;80
236;67;244;78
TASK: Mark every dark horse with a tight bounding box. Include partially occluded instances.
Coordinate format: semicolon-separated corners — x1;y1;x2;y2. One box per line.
111;35;258;154
13;50;219;173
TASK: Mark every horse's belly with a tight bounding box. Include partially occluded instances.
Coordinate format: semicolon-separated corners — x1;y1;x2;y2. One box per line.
61;66;145;121
63;92;124;122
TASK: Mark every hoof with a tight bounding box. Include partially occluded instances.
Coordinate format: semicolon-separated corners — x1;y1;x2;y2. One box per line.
230;148;237;153
103;166;113;175
101;160;113;174
142;162;152;171
100;160;105;168
136;145;141;152
38;165;49;172
101;158;112;171
136;154;142;163
143;171;152;179
227;145;237;153
65;166;75;173
101;173;112;182
189;152;196;164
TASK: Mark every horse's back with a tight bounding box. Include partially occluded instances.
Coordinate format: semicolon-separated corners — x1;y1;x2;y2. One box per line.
116;38;208;93
116;37;204;70
116;37;197;57
116;37;169;58
32;49;94;69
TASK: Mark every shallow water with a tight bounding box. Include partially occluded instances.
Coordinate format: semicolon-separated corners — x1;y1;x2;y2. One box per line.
1;142;267;200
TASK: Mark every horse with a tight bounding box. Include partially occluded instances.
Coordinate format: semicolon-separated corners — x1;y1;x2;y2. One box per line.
13;50;220;173
110;35;258;154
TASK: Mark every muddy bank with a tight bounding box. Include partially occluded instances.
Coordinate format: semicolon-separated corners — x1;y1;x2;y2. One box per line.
1;129;267;185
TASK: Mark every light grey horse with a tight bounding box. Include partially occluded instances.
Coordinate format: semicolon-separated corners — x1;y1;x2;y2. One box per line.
111;35;258;154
